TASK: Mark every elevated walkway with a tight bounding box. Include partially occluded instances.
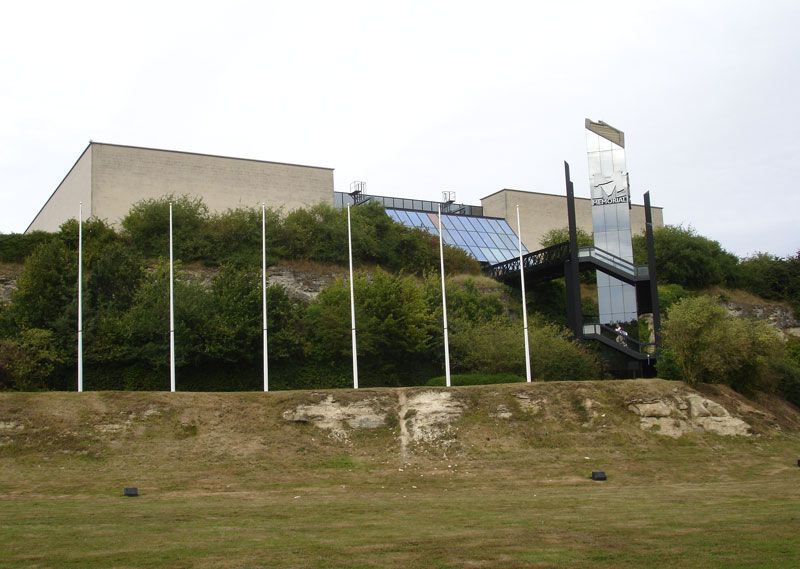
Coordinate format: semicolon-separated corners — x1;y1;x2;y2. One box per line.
486;242;657;363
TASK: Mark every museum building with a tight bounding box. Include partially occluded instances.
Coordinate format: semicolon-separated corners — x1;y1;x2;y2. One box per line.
26;141;663;266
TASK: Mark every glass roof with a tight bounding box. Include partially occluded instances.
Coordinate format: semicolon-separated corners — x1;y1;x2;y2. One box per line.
385;208;527;264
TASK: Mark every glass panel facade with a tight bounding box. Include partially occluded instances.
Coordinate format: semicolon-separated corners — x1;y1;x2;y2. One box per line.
586;125;638;323
333;191;484;217
384;208;525;264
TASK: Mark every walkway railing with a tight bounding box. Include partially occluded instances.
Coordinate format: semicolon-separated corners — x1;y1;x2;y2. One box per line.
487;241;570;281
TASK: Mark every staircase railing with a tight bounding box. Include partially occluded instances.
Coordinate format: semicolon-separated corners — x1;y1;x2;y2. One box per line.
582;322;656;356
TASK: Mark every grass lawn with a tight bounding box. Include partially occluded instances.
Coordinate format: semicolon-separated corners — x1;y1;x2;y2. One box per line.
0;386;799;568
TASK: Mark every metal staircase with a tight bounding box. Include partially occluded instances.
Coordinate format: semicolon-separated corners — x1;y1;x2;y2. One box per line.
484;161;662;375
486;243;657;361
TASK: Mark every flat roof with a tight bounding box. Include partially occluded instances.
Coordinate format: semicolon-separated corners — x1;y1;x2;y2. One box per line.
89;141;335;171
480;187;663;209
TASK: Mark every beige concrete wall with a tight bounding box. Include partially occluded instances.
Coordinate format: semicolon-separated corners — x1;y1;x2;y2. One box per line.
91;144;333;225
481;189;664;251
26;145;93;232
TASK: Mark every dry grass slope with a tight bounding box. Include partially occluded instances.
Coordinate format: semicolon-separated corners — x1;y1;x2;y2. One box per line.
1;379;799;568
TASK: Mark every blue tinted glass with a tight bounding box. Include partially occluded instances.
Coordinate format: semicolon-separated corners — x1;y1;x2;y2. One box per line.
386;209;401;221
468;217;486;231
420;214;436;229
488;233;506;249
474;232;492;248
449;216;466;230
398;210;414;227
499;234;517;249
470;217;488;232
470;247;484;261
482;248;499;264
398;210;415;225
461;231;476;246
406;212;423;228
461;217;475;231
466;246;484;262
498;220;516;235
487;219;505;233
491;248;507;262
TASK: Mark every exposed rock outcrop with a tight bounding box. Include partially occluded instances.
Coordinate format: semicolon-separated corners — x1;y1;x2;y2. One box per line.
628;393;751;437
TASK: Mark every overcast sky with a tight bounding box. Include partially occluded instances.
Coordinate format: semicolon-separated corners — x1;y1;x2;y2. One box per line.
1;1;798;257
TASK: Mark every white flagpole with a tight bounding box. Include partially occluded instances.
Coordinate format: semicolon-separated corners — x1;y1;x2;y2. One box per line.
262;203;269;392
437;204;451;388
517;205;532;382
169;202;176;392
347;204;359;389
77;202;83;392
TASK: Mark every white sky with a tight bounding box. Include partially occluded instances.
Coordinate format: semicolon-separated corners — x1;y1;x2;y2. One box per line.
1;0;798;257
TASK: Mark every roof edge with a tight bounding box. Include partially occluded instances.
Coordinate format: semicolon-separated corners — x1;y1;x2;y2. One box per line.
480;187;662;209
25;142;92;234
585;118;625;148
89;141;335;171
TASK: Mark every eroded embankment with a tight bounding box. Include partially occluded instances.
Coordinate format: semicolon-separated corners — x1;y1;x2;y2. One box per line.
1;380;798;466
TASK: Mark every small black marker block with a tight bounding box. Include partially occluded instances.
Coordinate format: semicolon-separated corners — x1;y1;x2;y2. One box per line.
123;487;139;497
591;471;607;481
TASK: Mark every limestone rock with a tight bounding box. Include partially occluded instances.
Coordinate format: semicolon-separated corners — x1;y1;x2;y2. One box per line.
628;401;672;418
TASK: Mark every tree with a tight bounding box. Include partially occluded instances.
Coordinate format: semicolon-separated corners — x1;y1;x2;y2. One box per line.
305;271;436;382
121;195;209;259
0;329;69;390
540;226;593;249
735;251;800;312
660;295;782;390
632;225;738;289
448;316;601;380
10;239;76;334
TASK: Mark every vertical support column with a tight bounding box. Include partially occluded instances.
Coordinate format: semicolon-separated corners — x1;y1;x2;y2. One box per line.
644;192;661;349
268;203;269;391
169;202;176;393
437;205;451;388
77;202;83;392
564;162;583;337
516;205;532;382
347;205;359;389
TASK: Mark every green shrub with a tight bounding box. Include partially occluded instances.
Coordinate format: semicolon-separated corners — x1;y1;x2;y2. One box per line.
633;225;739;289
0;329;69;390
661;295;783;390
0;232;54;263
735;251;800;312
305;271;435;384
657;283;692;314
202;207;282;267
10;239;76;334
540;227;593;249
448;317;601;380
121;195;209;260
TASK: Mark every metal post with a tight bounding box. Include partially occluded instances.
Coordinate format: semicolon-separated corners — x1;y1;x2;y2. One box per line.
517;205;532;382
564;161;583;337
169;202;176;392
77;202;83;392
644;192;661;349
437;205;451;387
347;205;359;389
268;203;269;391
